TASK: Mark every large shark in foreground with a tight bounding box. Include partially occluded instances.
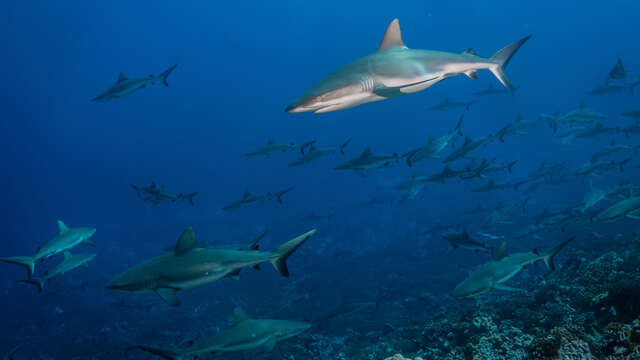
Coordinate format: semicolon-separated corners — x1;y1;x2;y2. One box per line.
93;64;177;101
453;238;573;298
285;19;530;113
107;227;316;306
0;221;96;279
138;308;311;359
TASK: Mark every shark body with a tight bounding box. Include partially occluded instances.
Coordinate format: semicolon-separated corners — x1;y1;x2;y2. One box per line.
93;64;177;101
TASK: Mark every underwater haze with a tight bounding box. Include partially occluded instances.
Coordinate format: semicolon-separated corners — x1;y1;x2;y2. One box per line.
1;0;640;359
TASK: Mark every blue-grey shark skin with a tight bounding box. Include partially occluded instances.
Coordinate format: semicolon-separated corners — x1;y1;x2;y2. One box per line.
334;146;400;174
285;19;530;114
443;135;495;163
19;251;96;293
138;308;311;359
404;115;463;166
92;64;176;101
453;238;573;298
107;227;316;306
245;139;296;157
594;192;640;222
429;98;473;111
0;220;96;279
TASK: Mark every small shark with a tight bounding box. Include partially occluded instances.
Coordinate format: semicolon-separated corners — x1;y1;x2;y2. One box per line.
334;147;400;175
543;102;606;132
453;238;573;297
579;180;606;213
472;179;515;192
131;182;198;206
478;158;518;176
622;120;640;137
138;308;311;359
591;140;632;162
403;115;463;166
573;158;630;177
289;138;352;166
423;165;465;183
621;110;640;121
396;175;429;201
593;189;640;222
441;229;492;254
429;98;473;112
222;187;293;211
285;19;530;113
245;139;296;157
609;58;627;80
443;135;495;163
19;252;96;293
473;84;511;96
496;113;550;142
587;80;638;96
0;221;96;279
107;227;317;306
93;64;177;101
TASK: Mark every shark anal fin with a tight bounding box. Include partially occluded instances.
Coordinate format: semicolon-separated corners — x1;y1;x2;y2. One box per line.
156;287;181;306
494;284;523;292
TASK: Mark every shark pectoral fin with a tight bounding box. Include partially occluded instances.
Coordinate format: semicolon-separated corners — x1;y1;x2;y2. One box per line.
156;287;181;307
494;284;523;292
264;337;278;352
626;214;640;220
227;269;242;280
373;85;404;98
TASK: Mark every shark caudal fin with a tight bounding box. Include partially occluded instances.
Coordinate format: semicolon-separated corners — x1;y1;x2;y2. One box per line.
179;192;199;206
340;138;353;155
138;345;182;360
275;187;294;204
159;64;177;87
271;229;317;277
0;256;35;279
541;237;574;270
19;278;44;293
489;35;531;91
454;115;464;136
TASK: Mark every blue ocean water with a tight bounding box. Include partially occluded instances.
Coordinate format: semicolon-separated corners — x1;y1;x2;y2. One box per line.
1;1;640;359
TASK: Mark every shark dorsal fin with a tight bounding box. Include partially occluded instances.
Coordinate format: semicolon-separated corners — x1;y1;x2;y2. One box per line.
463;48;476;56
361;147;373;158
63;251;71;260
233;308;250;324
58;220;69;234
532;248;539;255
243;189;252;199
494;241;508;261
151;181;157;188
378;19;406;51
174;227;198;256
117;73;128;83
463;136;472;145
516;113;524;122
579;101;586;109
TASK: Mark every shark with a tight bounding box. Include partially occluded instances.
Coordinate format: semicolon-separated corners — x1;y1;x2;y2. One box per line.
285;19;530;113
429;98;473;112
107;227;317;306
591;140;632;162
441;229;492;254
573;123;620;139
403;115;463;166
138;308;311;359
245;139;296;157
92;64;177;101
579;180;607;213
621;110;640;121
572;158;630;177
496;113;550;142
131;182;198;206
453;238;573;297
472;179;515;192
19;252;96;293
423;165;465;183
0;221;96;279
593;189;640;222
289;138;352;166
542;102;606;132
334;147;400;175
443;135;495;163
587;80;638;96
222;187;293;211
622;120;640;137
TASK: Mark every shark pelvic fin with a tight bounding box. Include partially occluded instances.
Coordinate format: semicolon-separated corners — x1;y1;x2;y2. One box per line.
57;220;69;234
233;307;250;324
378;19;406;51
156;287;181;307
174;227;198;256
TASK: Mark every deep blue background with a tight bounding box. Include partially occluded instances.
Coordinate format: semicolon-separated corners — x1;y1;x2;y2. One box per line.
0;0;638;355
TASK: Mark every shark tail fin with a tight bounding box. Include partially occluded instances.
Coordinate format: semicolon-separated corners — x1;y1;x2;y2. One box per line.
18;278;44;293
0;256;35;279
138;345;182;360
489;35;531;91
181;192;199;206
159;64;177;87
275;187;294;204
542;237;574;270
270;229;317;277
455;115;464;136
340;138;352;155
